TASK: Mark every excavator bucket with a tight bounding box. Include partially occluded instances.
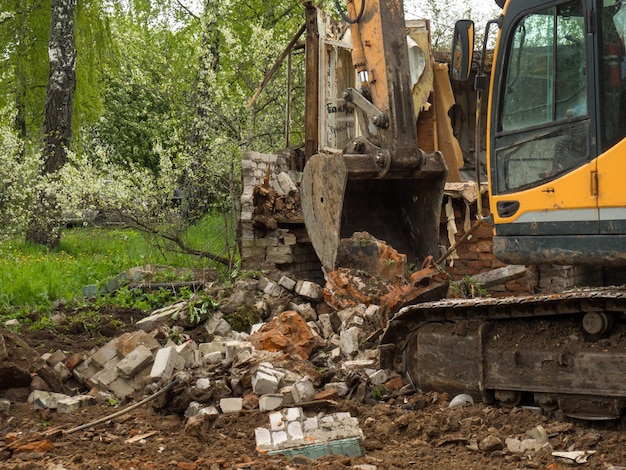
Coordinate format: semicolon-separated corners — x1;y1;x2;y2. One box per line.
301;151;447;271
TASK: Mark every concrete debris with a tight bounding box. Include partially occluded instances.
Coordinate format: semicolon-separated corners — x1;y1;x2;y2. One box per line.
448;393;474;408
294;280;324;301
14;236;447;449
0;398;10;415
552;450;596;464
335;232;407;286
255;407;364;460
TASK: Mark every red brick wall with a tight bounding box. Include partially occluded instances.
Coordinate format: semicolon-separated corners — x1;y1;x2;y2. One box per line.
439;195;537;297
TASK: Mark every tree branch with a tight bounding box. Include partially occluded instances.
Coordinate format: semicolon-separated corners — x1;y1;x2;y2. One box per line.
175;0;199;20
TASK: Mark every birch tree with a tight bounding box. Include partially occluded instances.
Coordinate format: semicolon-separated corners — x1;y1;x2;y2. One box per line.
26;0;76;247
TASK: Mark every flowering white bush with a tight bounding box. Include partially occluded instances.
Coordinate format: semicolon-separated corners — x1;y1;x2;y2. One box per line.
0;117;41;239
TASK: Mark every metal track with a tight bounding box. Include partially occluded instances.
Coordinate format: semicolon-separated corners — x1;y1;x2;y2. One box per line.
379;285;626;419
380;285;626;347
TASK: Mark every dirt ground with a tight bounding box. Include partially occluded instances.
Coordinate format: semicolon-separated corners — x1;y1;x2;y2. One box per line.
3;307;626;470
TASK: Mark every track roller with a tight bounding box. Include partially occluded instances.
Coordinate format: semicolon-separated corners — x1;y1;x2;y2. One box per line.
582;311;614;336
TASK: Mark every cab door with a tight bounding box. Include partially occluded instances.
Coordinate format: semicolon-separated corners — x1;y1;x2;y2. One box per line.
596;0;626;239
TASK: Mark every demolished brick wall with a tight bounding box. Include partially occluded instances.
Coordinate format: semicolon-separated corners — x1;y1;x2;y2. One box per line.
241;157;538;296
240;150;323;282
440;193;537;296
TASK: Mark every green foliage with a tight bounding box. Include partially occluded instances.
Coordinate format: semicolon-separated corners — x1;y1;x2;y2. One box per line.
404;0;500;52
0;0;110;142
0;214;230;314
186;294;220;325
104;286;180;311
450;275;490;299
224;305;261;332
371;385;388;401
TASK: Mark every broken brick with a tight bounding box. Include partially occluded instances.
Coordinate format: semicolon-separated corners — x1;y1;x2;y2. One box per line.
250;311;322;360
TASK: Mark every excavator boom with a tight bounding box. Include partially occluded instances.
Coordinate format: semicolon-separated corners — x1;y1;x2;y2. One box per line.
301;0;447;271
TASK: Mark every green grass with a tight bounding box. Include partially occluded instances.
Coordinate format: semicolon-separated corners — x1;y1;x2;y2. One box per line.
0;213;236;315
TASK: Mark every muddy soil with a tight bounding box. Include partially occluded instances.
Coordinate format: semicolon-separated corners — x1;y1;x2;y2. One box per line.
2;307;626;470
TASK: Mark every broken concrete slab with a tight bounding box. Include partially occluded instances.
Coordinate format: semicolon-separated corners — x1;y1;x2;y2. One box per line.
57;395;95;414
135;302;187;331
28;391;70;410
255;407;364;460
469;265;529;289
339;327;361;357
291;379;315;403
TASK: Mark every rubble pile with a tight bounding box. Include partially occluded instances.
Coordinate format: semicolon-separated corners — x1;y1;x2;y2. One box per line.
1;233;445;460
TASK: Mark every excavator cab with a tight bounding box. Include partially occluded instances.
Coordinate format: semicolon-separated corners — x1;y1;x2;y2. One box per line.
452;0;626;267
301;0;448;271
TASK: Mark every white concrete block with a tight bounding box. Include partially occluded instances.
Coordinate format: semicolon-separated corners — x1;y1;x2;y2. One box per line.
225;341;253;362
269;411;285;431
196;378;211;389
204;351;223;364
325;382;349;397
303;416;319;431
255;427;273;448
259;394;283;412
28;391;69;410
116;344;154;379
292;380;315;403
219;397;243;413
272;430;288;445
199;406;219;416
57;395;94;414
198;341;226;355
206;315;232;337
287;421;304;440
294;280;323;301
367;369;388;386
340;327;361;356
364;304;380;322
253;370;279;395
53;361;71;381
295;303;317;321
149;347;179;381
285;407;302;421
278;276;296;291
263;281;283;297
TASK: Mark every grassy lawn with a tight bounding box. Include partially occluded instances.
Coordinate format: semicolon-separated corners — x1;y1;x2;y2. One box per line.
0;214;235;315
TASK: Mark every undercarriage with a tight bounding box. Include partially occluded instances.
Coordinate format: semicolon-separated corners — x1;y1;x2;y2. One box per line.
380;286;626;420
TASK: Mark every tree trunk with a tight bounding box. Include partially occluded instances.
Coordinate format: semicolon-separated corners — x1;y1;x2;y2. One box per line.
181;0;220;221
26;0;76;247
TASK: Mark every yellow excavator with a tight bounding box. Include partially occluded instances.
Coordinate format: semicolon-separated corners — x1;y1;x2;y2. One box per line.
301;0;626;419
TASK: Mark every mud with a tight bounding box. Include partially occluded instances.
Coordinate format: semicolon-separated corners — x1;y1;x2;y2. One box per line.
2;307;626;469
